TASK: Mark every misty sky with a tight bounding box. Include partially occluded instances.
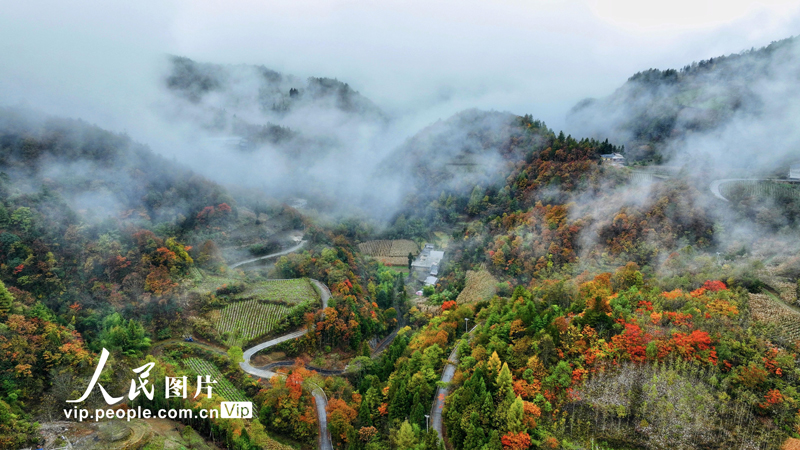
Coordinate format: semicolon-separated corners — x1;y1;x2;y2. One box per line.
1;0;799;142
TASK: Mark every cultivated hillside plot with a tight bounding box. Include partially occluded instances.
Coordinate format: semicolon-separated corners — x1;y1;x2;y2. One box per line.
247;279;318;304
750;292;800;343
183;358;249;402
197;278;319;347
215;301;291;347
358;239;419;266
456;269;498;304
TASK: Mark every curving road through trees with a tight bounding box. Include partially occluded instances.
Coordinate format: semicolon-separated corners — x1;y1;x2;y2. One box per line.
709;178;764;202
430;344;460;440
235;276;333;450
174;239;391;450
229;240;307;269
431;327;479;443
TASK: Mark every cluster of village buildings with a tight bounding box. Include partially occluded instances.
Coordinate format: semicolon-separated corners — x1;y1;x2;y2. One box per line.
411;243;444;287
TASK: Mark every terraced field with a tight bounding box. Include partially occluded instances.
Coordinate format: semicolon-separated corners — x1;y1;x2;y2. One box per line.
215;301;291;347
192;274;244;295
197;278;319;347
721;180;800;201
183;358;248;402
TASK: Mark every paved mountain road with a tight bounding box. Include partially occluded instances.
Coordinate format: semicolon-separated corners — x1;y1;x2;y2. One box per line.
229;240;307;269
235;276;332;450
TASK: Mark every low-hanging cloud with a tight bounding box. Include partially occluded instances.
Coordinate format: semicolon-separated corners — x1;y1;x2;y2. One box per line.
2;0;800;222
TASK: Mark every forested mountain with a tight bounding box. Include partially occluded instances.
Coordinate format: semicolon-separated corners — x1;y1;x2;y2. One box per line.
380;110;530;198
161;56;387;158
567;36;800;165
4;35;800;450
368;103;800;448
0;108;312;448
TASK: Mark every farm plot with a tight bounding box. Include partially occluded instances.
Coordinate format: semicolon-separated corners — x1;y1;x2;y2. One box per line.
192;273;244;295
721;181;800;201
215;300;291;347
358;239;419;266
183;358;248;402
358;240;392;256
456;269;498;304
749;293;800;342
247;279;318;305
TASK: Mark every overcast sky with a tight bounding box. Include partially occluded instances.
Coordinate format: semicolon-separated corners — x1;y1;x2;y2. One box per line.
1;0;799;140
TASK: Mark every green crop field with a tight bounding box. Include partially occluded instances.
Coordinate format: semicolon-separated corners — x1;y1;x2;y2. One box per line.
215;300;291;347
183;358;248;402
247;279;319;305
192;273;245;294
195;275;318;305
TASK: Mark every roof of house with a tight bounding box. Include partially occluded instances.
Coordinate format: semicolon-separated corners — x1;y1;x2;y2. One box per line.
412;249;445;269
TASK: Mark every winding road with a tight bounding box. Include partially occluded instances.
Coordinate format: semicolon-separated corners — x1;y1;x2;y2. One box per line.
430;327;478;442
229;240;307;269
709;178;761;202
235;275;333;450
170;240;390;450
430;344;460;440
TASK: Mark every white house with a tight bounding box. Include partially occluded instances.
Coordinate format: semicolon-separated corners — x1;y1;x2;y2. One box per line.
790;163;800;180
601;153;626;166
412;243;445;281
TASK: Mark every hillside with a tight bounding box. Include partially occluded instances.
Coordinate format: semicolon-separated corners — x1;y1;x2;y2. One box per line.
161;56;387;157
6;34;800;450
567;36;800;165
0;108;321;449
381;110;524;193
370;106;800;450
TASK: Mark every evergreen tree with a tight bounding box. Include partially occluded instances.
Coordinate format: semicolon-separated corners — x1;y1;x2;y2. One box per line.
0;280;12;317
480;393;494;427
410;393;425;427
389;382;409;420
506;395;525;434
464;411;487;449
483;430;503;450
0;203;8;227
423;429;441;450
487;351;502;391
376;289;389;308
396;420;417;449
496;362;514;403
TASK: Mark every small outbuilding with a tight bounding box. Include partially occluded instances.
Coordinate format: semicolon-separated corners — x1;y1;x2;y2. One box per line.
601;153;625;166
